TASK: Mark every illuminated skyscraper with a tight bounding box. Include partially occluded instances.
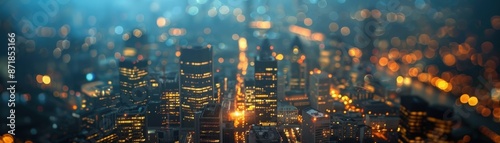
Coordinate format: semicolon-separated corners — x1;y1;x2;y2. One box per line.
117;106;147;143
244;79;255;112
426;105;453;143
180;46;213;129
162;72;180;128
79;108;119;143
309;71;334;113
119;59;148;105
254;39;278;126
399;95;429;143
289;36;307;91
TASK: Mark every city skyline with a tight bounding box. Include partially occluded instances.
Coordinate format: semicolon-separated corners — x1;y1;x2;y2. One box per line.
1;0;500;143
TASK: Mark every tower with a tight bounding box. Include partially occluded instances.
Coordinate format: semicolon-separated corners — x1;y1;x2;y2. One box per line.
289;36;307;91
179;46;213;129
119;59;148;106
254;39;278;126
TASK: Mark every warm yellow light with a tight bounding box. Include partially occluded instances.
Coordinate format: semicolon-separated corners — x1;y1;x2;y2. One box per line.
396;76;404;85
123;48;137;57
156;17;168;27
175;51;181;57
436;79;449;90
2;134;14;143
72;105;77;110
468;96;479;106
42;75;51;84
276;54;284;61
460;94;470;104
403;77;412;86
238;38;247;51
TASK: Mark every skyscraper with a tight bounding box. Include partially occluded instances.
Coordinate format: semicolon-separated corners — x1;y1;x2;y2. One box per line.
117;106;147;143
309;71;334;113
254;39;278;126
302;107;331;143
426;105;453;143
119;58;148;105
244;79;255;112
289;36;307;91
180;46;213;129
162;72;180;128
399;95;429;143
194;103;222;143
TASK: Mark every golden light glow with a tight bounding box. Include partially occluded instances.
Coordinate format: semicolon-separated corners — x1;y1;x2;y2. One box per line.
156;17;168;27
2;134;14;143
443;54;456;66
468;96;478;106
289;25;311;37
175;51;181;57
123;48;137;57
42;75;51;84
460;94;470;104
379;57;389;66
238;37;247;51
250;21;272;29
276;54;284;61
403;77;412;86
396;76;404;86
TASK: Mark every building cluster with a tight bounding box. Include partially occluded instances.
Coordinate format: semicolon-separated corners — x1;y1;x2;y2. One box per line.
73;32;458;143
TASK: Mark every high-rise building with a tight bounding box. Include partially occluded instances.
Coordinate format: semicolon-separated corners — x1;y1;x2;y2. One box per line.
194;103;222;143
79;108;119;143
309;71;334;113
119;59;148;105
301;107;331;143
180;46;213;129
117;106;147;143
222;121;235;143
346;86;374;101
289;36;307;91
398;95;429;143
254;39;278;126
284;90;310;111
361;101;399;136
161;72;180;128
247;125;282;143
331;112;371;142
244;79;256;112
147;94;163;128
277;102;298;125
80;81;116;111
426;105;453;143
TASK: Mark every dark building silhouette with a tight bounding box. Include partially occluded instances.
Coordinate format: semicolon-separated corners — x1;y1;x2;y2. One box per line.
195;103;222;143
289;36;307;91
